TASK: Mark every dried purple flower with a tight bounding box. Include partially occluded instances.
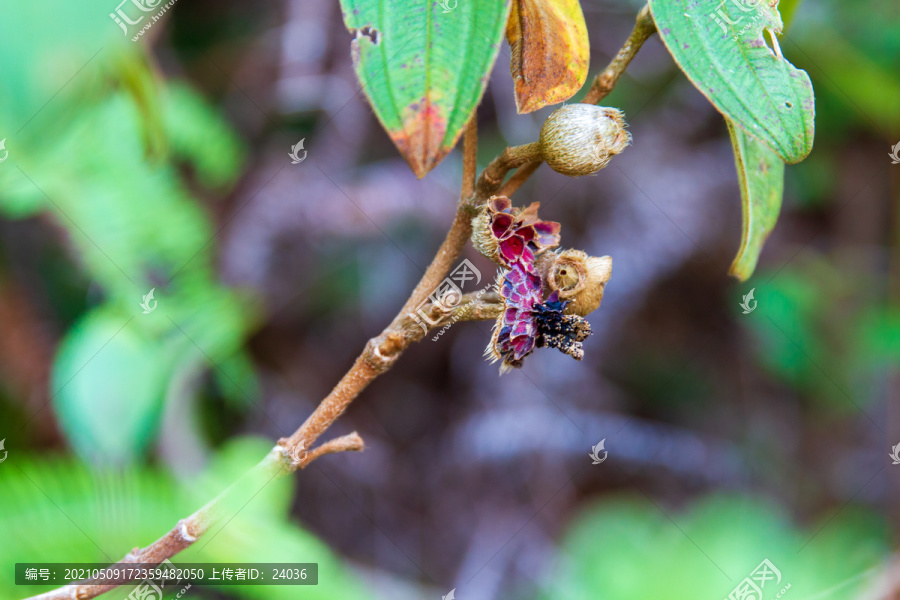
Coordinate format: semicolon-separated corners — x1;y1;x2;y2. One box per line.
473;196;604;373
488;262;543;370
471;196;561;268
489;284;593;372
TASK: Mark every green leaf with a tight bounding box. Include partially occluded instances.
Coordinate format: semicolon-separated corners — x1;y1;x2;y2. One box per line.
339;0;511;178
649;0;815;163
51;308;171;465
726;118;784;280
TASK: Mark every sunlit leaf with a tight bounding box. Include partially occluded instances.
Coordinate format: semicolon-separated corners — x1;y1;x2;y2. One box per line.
726;118;784;280
506;0;589;114
649;0;815;163
339;0;510;178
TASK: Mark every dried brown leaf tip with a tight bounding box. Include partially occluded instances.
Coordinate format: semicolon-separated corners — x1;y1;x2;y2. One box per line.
473;196;612;373
506;0;590;114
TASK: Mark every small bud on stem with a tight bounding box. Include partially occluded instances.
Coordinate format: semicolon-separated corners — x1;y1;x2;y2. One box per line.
539;104;631;176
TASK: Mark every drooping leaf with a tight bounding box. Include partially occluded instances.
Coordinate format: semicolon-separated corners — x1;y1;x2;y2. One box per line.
339;0;511;178
649;0;815;163
726;118;784;280
506;0;589;114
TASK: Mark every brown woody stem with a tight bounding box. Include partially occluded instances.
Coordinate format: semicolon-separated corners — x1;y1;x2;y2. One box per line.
22;289;500;600
499;159;542;197
583;4;657;105
476;142;543;194
30;225;490;597
461;116;478;201
302;432;365;465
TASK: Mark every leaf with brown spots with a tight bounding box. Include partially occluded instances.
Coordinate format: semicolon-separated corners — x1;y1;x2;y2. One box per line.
506;0;589;114
339;0;511;179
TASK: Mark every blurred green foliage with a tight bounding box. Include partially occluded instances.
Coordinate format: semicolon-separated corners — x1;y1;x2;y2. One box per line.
743;258;900;414
791;0;900;137
541;495;887;600
0;0;259;464
0;437;371;599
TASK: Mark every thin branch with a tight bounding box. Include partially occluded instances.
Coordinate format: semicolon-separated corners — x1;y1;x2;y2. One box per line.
474;142;543;200
302;432;365;466
397;291;504;339
583;4;657;105
281;205;486;458
499;159;542;197
461;116;478;201
24;8;657;599
23;440;357;600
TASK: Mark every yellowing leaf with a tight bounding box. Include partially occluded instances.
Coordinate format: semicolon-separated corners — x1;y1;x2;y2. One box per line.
506;0;589;114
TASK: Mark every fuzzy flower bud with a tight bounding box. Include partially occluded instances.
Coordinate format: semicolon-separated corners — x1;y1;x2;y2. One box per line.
538;104;631;177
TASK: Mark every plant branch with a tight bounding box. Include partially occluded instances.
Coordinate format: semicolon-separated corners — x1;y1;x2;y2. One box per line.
23;440;356;600
499;159;542;197
582;4;657;105
23;287;507;600
474;142;543;198
23;10;657;598
461;116;478;201
302;432;365;465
